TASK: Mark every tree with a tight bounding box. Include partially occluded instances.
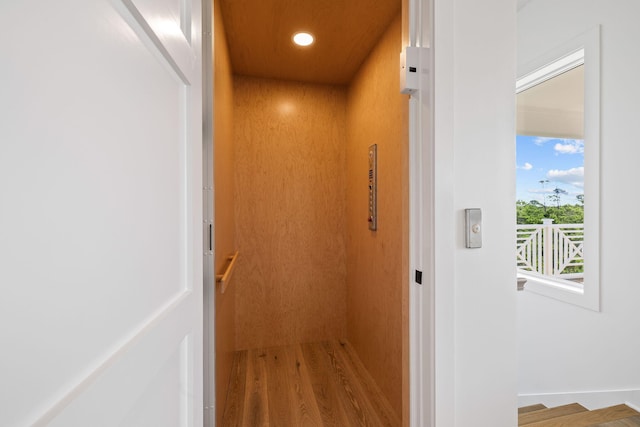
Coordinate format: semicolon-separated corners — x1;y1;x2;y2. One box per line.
550;187;568;208
516;199;583;225
516;200;545;224
538;179;550;214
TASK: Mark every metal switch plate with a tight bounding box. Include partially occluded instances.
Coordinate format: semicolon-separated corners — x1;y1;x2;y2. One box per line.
465;208;482;248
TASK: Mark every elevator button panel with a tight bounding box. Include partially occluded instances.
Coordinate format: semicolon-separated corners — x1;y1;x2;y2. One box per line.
368;144;377;231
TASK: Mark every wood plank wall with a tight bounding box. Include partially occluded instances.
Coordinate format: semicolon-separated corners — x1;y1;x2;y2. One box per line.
233;77;348;350
346;13;409;421
213;1;236;425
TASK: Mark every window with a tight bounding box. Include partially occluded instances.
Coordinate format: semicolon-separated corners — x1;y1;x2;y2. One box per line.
515;27;600;311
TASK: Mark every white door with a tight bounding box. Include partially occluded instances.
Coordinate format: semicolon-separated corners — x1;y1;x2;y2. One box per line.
0;0;203;426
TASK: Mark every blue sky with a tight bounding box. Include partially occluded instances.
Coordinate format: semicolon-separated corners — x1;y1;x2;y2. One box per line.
516;135;584;205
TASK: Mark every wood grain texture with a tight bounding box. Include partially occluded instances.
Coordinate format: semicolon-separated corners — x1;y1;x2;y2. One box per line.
219;0;401;85
233;77;348;350
345;13;409;421
300;341;354;426
520;404;548;414
333;341;401;427
221;350;247;426
264;346;294;425
221;341;400;427
592;415;640;426
243;349;270;426
518;403;588;425
213;0;237;425
523;404;640;427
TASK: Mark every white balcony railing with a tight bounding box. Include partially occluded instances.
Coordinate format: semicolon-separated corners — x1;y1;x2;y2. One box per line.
516;221;584;280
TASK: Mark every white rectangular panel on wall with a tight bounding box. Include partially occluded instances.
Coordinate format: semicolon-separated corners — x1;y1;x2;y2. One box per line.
0;0;203;425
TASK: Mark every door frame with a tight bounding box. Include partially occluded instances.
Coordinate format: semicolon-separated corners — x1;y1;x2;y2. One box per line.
203;0;435;424
407;0;434;425
202;0;215;425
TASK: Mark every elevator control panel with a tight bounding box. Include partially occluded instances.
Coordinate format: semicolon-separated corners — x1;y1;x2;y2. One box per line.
368;144;377;231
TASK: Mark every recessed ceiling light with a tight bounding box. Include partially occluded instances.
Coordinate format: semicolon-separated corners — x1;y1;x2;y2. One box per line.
292;32;314;47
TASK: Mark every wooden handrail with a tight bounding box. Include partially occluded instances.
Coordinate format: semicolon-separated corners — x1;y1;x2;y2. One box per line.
216;251;239;294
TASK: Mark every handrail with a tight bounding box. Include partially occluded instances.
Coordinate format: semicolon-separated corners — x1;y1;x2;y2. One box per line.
516;223;584;279
216;251;239;294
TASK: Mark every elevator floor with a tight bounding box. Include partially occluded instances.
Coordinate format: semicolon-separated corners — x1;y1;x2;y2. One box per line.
221;340;400;426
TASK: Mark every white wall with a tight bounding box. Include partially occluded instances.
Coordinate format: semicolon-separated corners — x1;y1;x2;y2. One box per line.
433;0;517;424
517;0;640;408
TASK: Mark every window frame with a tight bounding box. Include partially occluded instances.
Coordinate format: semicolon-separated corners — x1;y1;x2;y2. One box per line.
516;26;600;311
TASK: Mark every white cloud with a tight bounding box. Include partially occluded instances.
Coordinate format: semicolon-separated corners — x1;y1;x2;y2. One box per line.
528;188;553;194
554;139;584;155
547;166;584;188
518;162;533;170
534;137;554;146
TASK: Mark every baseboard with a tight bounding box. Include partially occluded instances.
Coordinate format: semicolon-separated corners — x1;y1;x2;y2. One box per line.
519;388;640;411
625;394;640;412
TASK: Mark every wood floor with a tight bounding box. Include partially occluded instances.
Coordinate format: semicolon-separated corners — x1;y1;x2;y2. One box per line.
221;340;400;427
519;403;640;426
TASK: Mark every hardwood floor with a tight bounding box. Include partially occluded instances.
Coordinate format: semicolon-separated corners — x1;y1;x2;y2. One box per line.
519;404;640;427
221;340;401;426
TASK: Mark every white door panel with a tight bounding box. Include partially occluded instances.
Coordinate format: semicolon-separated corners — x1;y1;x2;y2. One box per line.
43;299;195;427
43;299;196;427
0;0;203;425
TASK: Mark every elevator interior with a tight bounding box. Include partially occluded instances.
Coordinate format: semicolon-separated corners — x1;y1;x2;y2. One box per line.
211;0;409;424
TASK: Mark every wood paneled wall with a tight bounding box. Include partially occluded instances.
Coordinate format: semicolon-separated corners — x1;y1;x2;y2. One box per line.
213;1;236;424
345;13;408;421
233;76;348;350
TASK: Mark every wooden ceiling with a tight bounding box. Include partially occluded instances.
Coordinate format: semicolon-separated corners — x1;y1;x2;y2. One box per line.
218;0;402;85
